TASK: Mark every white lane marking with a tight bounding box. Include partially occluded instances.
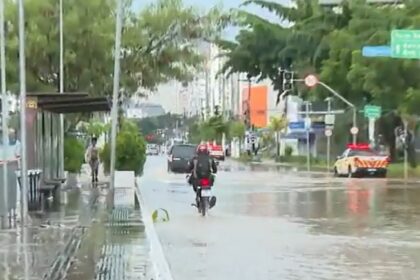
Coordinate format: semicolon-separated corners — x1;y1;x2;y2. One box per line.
136;178;174;280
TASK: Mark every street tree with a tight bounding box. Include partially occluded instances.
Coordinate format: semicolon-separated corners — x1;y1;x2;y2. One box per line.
4;0;228;96
218;0;420;158
269;116;287;157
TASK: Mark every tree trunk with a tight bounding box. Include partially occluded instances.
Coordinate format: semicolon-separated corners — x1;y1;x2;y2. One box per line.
276;131;280;158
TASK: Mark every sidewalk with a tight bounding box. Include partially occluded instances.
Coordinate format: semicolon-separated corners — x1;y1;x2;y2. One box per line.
0;170;103;279
0;164;151;280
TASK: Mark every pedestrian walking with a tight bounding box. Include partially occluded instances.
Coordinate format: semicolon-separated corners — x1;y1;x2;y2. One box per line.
85;136;99;183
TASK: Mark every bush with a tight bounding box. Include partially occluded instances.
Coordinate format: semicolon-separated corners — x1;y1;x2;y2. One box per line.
64;137;85;173
101;120;146;176
285;146;293;157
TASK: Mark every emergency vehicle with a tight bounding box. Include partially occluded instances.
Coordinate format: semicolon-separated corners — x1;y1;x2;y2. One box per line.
208;143;225;161
333;143;390;178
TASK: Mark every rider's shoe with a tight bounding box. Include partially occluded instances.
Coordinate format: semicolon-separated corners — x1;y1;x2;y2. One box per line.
210;196;216;208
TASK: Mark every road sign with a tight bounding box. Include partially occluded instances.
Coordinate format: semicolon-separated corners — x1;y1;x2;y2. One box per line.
325;129;332;137
364;105;381;118
391;30;420;59
304;75;318;87
324;114;335;126
288;121;305;130
362;45;391;57
350;127;359;135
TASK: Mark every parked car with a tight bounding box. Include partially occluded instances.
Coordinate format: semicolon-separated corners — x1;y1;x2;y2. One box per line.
167;144;196;173
146;144;159;155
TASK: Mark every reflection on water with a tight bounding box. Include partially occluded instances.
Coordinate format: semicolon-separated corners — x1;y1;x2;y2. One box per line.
67;206;150;280
0;188;98;280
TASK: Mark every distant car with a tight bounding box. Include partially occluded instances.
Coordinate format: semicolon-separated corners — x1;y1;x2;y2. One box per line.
146;144;159;156
167;144;197;173
334;143;390;178
208;144;225;161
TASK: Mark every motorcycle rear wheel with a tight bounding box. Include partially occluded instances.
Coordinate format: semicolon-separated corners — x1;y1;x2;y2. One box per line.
200;197;209;217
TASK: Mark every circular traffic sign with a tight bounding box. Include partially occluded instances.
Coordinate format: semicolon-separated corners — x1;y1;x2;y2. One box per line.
325;129;332;137
304;74;318;88
350;127;359;135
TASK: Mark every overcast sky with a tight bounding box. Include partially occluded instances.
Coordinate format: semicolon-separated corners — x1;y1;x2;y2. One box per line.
133;0;289;113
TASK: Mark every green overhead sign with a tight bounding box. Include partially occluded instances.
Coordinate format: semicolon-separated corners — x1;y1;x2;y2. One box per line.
364;105;381;118
391;30;420;59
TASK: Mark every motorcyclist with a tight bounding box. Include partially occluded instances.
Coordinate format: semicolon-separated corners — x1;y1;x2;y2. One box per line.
187;144;217;208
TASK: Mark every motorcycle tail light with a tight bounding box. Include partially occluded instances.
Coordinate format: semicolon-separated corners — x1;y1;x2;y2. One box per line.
200;178;210;187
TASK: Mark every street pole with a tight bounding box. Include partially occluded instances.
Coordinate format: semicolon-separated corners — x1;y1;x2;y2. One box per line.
368;117;375;147
326;98;331;173
247;77;251;130
404;120;408;181
58;0;64;179
305;101;310;172
318;81;357;145
18;0;28;225
109;0;123;190
0;0;9;227
352;107;357;145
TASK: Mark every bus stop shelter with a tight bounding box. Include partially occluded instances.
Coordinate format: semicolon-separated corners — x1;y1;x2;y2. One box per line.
1;92;111;222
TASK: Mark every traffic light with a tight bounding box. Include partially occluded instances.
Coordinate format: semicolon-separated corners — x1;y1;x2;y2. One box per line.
282;71;293;91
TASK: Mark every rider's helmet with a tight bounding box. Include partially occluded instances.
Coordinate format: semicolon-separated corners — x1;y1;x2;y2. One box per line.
196;144;209;155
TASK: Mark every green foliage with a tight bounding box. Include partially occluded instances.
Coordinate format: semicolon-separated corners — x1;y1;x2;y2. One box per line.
3;0;227;95
229;121;246;139
284;146;293;157
269;116;287;132
81;120;110;138
64;136;85;173
189;115;228;143
136;113;185;135
219;1;420;112
219;0;420;158
101;120;146;176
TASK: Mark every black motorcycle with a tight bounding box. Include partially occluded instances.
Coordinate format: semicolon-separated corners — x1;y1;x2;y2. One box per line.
187;175;216;216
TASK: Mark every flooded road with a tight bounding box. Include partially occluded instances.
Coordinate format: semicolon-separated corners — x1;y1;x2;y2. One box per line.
139;156;420;280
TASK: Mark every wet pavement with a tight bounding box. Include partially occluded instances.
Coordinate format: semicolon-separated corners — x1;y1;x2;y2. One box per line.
139;156;420;280
0;185;101;280
0;164;151;280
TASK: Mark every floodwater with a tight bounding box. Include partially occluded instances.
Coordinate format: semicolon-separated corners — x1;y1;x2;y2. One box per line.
139;156;420;280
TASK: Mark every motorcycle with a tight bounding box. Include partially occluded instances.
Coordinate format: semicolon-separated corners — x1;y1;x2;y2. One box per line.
187;175;216;217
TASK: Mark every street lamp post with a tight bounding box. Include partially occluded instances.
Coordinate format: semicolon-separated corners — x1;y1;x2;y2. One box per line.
18;0;28;224
58;0;64;180
109;0;123;189
325;97;332;172
318;81;357;145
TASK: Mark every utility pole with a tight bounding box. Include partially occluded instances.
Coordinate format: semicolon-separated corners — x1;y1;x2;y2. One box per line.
404;120;408;180
109;0;123;189
18;0;28;225
0;0;8;227
58;0;64;180
305;101;311;172
325;98;332;173
247;75;251;130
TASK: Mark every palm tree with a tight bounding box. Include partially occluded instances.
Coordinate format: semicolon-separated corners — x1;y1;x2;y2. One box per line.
269;116;287;158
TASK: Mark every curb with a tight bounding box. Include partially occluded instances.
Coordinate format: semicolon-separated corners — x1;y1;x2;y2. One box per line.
135;179;174;280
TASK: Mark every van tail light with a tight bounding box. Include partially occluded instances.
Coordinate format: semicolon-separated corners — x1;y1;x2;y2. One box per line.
199;178;210;187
